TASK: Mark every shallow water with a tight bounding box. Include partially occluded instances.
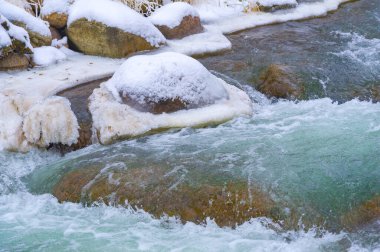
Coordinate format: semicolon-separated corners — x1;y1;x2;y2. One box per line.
1;0;380;251
200;0;380;102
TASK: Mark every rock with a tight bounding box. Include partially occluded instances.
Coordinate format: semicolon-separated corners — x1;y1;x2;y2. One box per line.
341;195;380;231
89;52;252;144
43;12;68;29
0;1;52;47
53;165;281;227
257;0;298;12
257;64;304;100
0;53;29;70
149;2;203;39
49;26;62;41
12;21;52;47
67;0;165;58
67;19;157;58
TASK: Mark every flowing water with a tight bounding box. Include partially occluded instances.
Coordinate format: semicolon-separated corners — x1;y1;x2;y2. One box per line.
1;0;380;251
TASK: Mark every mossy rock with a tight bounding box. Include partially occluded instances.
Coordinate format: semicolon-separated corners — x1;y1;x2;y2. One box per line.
67;18;156;58
12;21;52;47
42;12;68;29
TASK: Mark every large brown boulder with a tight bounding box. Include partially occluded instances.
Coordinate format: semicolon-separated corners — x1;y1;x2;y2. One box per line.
149;2;203;39
67;19;158;58
66;0;165;58
53;165;282;227
257;64;305;100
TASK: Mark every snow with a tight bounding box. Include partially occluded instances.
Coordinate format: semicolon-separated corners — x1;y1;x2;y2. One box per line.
0;14;32;51
4;0;31;12
41;0;72;16
257;0;297;7
105;52;228;107
90;81;252;144
68;0;166;47
33;46;67;66
23;96;79;147
200;0;350;34
0;26;12;48
149;2;199;29
51;36;68;48
0;0;51;37
165;30;231;56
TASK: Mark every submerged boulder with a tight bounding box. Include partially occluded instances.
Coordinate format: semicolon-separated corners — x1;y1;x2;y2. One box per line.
89;52;252;144
256;0;298;12
41;0;72;29
149;2;203;39
0;0;52;47
257;64;304;100
67;0;165;58
52;164;280;227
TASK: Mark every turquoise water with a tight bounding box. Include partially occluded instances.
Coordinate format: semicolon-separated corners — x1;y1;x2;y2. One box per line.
1;0;380;251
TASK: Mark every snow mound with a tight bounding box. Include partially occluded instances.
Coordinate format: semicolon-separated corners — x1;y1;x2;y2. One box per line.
68;0;166;47
41;0;72;16
149;2;200;29
105;52;228;108
90;81;252;144
0;14;32;51
0;0;51;37
33;46;67;66
23;96;79;147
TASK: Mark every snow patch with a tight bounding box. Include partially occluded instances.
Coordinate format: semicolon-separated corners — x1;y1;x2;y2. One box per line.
33;46;67;66
23;96;79;147
68;0;166;47
165;30;231;56
41;0;72;16
0;0;51;37
105;52;228;106
149;2;199;29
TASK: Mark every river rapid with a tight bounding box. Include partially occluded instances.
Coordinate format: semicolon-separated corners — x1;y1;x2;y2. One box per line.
1;0;380;251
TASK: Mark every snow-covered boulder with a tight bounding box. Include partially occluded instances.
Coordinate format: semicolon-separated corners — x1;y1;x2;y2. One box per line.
32;46;66;66
0;0;52;47
41;0;72;29
23;96;79;148
149;2;203;39
89;52;252;144
4;0;33;14
256;0;298;12
67;0;166;58
0;14;32;70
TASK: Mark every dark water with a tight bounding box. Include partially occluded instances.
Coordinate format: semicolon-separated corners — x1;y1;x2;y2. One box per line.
200;0;380;102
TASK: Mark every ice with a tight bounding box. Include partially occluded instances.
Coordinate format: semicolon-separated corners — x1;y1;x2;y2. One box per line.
0;0;51;37
33;46;67;66
68;0;166;47
41;0;72;16
23;96;79;147
149;2;200;29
